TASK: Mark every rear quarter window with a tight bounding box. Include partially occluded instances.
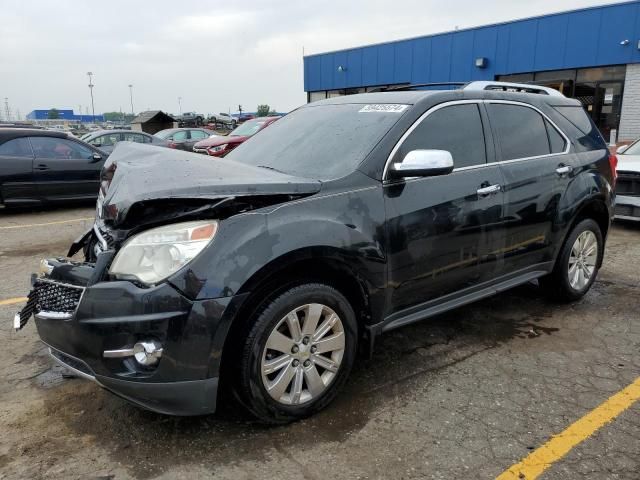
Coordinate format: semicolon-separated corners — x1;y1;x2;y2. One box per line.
553;106;593;135
545;120;567;154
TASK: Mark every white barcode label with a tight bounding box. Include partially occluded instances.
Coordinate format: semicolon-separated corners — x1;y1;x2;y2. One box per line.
359;104;409;113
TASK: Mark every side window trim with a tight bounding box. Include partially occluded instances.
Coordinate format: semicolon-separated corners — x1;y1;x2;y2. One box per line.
384;99;572;179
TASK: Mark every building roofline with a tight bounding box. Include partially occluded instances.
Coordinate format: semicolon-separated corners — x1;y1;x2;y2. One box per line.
303;0;635;58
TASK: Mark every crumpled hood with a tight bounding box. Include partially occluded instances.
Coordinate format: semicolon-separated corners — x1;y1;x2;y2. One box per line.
100;142;321;225
618;154;640;173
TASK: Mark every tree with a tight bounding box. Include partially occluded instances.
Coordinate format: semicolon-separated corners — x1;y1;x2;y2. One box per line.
47;108;60;119
256;104;271;117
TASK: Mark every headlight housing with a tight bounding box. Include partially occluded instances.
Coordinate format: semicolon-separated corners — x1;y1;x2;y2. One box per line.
109;220;218;285
209;144;227;153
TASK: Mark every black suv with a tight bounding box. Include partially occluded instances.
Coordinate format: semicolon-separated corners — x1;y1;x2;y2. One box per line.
16;82;616;423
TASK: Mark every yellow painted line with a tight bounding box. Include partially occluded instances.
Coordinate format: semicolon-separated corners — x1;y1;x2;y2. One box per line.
0;217;93;230
0;297;28;306
496;377;640;480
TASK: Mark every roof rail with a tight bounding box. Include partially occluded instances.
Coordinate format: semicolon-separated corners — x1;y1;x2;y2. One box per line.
370;82;467;93
464;81;565;97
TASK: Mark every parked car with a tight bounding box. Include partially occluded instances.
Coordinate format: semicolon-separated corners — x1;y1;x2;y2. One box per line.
82;130;169;154
16;82;615;423
208;113;237;129
614;141;640;220
176;112;205;128
154;128;217;151
238;113;255;123
193;116;279;156
0;128;107;206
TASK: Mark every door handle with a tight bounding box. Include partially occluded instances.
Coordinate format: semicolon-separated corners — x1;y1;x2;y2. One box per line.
34;164;50;171
476;184;501;197
556;165;573;176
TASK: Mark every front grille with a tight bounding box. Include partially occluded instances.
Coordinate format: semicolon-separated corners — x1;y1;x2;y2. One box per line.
617;172;640;197
33;279;84;313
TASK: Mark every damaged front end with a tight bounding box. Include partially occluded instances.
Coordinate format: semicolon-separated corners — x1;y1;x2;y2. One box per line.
13;143;321;415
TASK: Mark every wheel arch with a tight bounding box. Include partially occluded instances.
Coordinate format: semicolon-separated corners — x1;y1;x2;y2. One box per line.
556;196;611;268
216;248;376;387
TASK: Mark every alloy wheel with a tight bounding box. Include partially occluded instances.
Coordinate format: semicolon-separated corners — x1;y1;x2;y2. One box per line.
261;303;345;405
568;230;598;290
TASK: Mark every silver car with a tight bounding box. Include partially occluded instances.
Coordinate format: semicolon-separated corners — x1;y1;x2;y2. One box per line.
82;130;169;154
615;141;640;221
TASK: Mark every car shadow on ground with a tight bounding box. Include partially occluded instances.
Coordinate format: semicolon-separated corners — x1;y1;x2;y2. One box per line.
613;218;640;231
17;281;568;479
0;201;95;217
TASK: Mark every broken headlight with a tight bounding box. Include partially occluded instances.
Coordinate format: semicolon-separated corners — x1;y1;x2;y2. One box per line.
109;220;218;284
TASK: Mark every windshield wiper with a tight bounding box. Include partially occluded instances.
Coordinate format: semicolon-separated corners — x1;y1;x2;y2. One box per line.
257;165;286;174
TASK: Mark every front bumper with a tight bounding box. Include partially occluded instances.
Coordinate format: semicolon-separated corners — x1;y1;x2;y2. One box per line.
18;258;246;416
48;346;219;415
614;195;640;221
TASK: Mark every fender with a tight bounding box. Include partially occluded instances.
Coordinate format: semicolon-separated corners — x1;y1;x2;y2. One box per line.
169;181;387;303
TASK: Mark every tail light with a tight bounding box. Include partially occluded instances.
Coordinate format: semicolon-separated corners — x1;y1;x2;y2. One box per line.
609;153;618;186
167;142;177;149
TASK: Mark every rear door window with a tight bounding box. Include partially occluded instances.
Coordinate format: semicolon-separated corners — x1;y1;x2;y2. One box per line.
190;130;209;140
396;103;487;168
0;138;34;157
90;133;120;147
487;104;551;160
173;131;188;141
123;133;146;143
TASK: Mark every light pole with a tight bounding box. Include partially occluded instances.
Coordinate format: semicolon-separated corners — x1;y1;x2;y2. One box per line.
87;72;95;122
178;97;182;115
128;84;134;116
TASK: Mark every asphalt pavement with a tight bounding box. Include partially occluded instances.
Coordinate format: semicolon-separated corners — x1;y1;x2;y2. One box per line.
0;205;638;479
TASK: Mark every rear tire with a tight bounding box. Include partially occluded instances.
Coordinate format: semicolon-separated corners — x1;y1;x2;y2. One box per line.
236;283;357;424
540;218;603;302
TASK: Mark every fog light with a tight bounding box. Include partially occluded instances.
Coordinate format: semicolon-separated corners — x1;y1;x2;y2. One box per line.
103;340;163;366
133;340;163;366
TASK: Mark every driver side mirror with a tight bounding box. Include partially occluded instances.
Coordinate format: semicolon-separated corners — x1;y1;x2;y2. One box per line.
91;152;103;162
616;145;628;155
388;150;454;179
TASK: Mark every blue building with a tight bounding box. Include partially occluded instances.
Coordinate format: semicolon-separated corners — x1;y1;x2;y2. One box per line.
303;1;640;143
26;109;104;123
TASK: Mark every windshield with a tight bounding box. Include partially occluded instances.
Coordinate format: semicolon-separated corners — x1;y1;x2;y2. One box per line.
622;140;640;155
226;104;407;180
230;119;268;137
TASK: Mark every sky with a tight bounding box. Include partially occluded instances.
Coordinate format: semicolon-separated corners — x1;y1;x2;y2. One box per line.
0;0;624;118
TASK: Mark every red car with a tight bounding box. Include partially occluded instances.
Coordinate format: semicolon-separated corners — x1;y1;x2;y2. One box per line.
193;116;279;157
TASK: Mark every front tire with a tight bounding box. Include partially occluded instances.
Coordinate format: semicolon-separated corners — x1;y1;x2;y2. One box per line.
237;283;357;423
540;218;603;302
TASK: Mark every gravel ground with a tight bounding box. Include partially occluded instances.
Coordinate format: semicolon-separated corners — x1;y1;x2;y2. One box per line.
0;205;638;479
